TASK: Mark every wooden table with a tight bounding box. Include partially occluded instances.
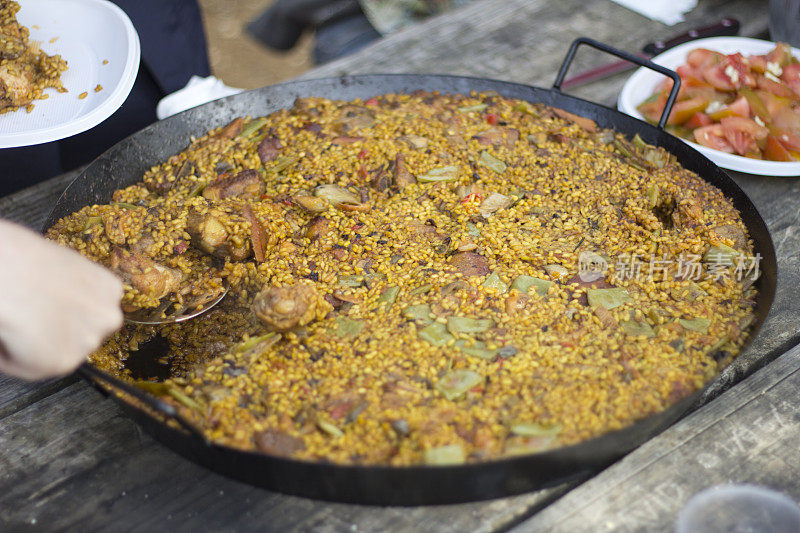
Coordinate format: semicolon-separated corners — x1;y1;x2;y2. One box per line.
3;1;798;530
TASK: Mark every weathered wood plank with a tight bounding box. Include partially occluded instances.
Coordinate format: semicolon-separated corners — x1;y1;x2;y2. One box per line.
0;381;573;532
0;374;73;420
514;343;800;532
0;169;80;230
726;171;800;362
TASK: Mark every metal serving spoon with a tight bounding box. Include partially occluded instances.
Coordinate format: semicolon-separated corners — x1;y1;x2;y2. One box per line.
124;288;228;326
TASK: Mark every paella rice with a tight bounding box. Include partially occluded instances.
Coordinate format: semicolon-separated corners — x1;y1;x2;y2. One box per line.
0;1;68;114
47;91;758;465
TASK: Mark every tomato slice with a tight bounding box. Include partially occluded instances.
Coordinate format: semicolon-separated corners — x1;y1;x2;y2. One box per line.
770;127;800;151
708;95;751;121
748;54;768;74
719;116;769;155
757;75;798;98
764;134;797;161
772;106;800;131
781;63;800;96
694;125;735;153
727;53;757;88
676;65;708;88
767;42;793;69
687;48;724;68
757;90;793;117
739;88;771;124
637;90;668;123
668;96;710;125
685;112;713;129
703;63;737;91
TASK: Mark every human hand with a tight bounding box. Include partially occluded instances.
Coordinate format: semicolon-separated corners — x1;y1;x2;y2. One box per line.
0;220;123;380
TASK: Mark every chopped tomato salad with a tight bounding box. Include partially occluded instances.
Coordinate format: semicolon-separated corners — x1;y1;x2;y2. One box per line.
638;42;800;162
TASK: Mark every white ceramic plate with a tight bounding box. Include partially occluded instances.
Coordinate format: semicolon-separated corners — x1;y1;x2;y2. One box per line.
0;0;140;148
618;36;800;177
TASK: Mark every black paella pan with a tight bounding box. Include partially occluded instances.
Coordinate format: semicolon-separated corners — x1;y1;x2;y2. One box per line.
44;39;777;505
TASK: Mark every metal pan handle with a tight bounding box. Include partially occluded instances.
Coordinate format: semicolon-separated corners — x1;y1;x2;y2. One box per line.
553;37;682;130
76;363;208;442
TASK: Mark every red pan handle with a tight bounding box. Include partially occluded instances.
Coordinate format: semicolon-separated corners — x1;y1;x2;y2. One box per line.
553;37;681;130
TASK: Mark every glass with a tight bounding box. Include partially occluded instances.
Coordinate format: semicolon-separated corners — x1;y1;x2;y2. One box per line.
675;484;800;533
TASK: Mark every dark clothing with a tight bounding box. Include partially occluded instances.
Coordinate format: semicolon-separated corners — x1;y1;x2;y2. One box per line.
118;0;210;95
0;0;210;197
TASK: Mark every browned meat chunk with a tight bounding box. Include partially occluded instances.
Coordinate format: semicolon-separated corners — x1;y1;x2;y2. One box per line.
331;135;365;145
304;216;330;240
217;117;243;139
254;429;306;456
0;63;32;110
241;204;267;262
450;251;491;277
672;197;705;230
300;122;323;136
257;136;282;163
407;220;443;242
392;153;415;188
335;105;375;132
473;126;519;149
252;280;332;331
203;169;264;201
711;224;747;249
370;166;391;192
186;208;251;261
109;247;183;301
552;108;598;133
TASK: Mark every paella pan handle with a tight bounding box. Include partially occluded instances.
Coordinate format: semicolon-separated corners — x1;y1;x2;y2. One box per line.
553;37;682;130
76;363;208;442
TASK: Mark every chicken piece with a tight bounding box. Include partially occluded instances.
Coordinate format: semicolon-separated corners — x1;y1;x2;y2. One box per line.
203;169;264;201
710;224;747;250
472;126;519;149
110;246;183;301
252;280;332;331
450;251;491;277
186;208;251;261
334;105;375;132
0;62;32;110
672;197;705;230
130;233;156;255
254;428;305;456
257;136;282;163
407;220;443;242
370;166;391;192
391;153;415;188
303;216;330;240
217;117;243;139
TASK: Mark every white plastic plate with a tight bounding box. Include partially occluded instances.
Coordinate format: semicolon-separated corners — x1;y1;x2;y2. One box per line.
0;0;140;148
619;36;800;177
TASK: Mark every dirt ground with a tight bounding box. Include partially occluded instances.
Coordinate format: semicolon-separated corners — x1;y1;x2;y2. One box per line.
197;0;314;89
